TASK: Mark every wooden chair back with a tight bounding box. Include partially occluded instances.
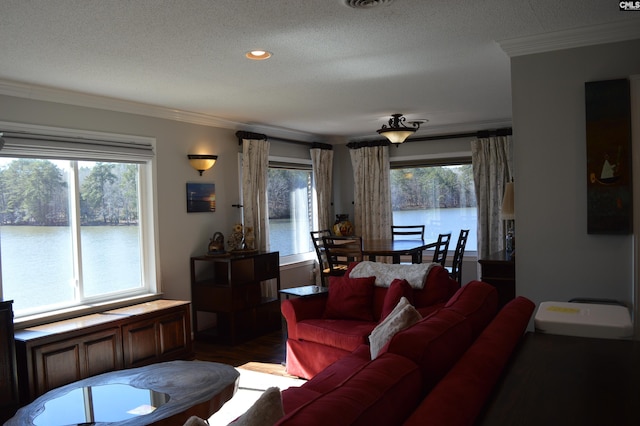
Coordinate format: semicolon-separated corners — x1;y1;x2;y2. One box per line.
391;225;425;240
322;235;363;278
310;230;331;285
447;229;469;283
391;225;426;263
431;232;451;266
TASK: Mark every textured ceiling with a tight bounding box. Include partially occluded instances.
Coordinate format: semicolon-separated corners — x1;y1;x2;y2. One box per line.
0;0;639;141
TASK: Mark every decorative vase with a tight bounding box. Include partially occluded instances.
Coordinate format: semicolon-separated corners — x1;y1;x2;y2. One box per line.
244;227;255;250
333;214;354;236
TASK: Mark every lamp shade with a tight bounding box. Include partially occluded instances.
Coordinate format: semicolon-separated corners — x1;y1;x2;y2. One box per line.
501;181;515;220
377;114;420;144
188;154;217;176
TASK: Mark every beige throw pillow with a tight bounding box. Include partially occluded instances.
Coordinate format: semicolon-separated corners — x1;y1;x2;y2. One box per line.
369;296;422;359
229;386;285;426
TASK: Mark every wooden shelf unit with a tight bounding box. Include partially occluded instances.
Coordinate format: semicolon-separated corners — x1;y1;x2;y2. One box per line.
190;251;281;344
14;299;192;404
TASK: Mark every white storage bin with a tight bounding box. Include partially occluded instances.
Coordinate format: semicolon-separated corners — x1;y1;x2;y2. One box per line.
534;301;633;339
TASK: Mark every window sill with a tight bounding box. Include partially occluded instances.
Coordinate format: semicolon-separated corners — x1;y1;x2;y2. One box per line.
13;293;163;330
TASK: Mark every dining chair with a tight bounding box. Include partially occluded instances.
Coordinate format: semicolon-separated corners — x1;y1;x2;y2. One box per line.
310;230;332;286
431;232;451;266
446;229;469;284
322;235;363;280
391;225;426;264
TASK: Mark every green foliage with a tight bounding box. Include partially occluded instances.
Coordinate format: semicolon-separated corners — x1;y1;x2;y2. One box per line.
391;165;476;210
267;168;311;219
0;159;139;226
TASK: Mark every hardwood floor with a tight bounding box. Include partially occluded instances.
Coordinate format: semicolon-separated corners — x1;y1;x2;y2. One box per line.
193;329;286;368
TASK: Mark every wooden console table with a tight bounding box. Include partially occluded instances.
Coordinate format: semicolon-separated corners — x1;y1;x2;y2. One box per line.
477;332;640;425
14;300;192;403
478;249;515;308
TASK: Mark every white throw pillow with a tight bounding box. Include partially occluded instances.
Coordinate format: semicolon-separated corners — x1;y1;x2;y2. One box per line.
369;296;422;359
229;386;284;426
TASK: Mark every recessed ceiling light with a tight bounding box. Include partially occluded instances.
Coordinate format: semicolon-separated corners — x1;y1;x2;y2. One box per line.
245;50;272;60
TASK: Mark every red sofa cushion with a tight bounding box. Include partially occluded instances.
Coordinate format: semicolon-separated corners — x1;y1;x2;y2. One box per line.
413;264;459;307
403;296;535;426
302;344;371;394
277;353;423;426
324;275;376;321
444;280;498;338
380;279;414;320
382;308;474;392
296;319;376;351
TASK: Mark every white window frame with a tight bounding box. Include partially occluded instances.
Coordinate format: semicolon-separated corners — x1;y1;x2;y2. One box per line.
268;156;316;265
389;153;478;258
0;121;160;326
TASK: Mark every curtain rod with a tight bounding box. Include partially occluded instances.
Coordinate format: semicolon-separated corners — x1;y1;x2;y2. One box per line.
351;127;513;145
235;131;331;149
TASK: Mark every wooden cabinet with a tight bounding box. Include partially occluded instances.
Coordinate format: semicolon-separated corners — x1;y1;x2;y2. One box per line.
191;252;281;344
478;250;515;308
0;300;19;423
14;300;192;403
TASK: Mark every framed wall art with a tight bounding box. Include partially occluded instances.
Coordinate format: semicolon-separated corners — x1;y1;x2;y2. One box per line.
585;78;632;234
187;182;216;213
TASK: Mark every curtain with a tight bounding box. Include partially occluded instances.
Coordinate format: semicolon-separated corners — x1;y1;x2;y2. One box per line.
310;143;334;231
348;142;392;240
471;135;513;259
241;138;270;253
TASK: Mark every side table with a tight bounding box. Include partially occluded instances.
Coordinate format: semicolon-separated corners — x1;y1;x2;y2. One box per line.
279;285;329;299
478;249;515;308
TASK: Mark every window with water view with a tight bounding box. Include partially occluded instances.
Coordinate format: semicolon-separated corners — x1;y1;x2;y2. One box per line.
267;165;314;258
0;158;148;317
391;163;477;251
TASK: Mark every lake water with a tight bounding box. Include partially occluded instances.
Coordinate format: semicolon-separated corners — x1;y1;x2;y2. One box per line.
1;225;141;313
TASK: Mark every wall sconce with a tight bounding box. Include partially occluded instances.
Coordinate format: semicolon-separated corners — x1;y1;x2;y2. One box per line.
188;154;218;176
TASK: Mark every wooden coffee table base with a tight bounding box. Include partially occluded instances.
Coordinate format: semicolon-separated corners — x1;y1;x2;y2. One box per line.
7;360;239;426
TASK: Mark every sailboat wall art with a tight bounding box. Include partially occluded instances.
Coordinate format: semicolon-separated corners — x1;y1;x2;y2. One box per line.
585;78;632;234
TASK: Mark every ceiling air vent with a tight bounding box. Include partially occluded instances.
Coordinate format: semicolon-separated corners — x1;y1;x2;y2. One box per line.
344;0;395;9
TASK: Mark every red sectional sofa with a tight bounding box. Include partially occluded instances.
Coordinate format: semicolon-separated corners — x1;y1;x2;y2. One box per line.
281;264;459;379
277;280;535;426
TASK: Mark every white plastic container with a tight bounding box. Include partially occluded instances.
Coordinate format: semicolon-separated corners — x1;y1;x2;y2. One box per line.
534;301;633;339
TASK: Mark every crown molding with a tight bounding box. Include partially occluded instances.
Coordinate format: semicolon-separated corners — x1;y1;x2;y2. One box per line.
0;79;245;129
498;19;640;57
0;79;326;142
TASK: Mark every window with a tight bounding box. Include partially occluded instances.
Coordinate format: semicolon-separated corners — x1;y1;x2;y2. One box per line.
0;124;157;319
267;159;315;260
390;161;477;251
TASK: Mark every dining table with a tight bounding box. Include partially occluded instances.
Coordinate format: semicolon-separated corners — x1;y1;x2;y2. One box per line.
362;238;437;264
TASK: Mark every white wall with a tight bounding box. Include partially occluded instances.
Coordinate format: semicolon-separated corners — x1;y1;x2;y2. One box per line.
511;39;640;329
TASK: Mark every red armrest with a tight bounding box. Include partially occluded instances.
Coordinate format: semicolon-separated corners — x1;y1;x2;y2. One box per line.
281;294;329;340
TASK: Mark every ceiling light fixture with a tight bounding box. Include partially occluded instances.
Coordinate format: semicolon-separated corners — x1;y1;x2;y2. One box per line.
245;50;272;60
377;113;421;144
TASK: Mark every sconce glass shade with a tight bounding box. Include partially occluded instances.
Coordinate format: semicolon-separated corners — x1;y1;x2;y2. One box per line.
377;113;420;144
501;181;515;220
188;154;218;176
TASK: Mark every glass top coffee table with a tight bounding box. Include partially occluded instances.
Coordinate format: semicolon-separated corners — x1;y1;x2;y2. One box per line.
7;360;239;426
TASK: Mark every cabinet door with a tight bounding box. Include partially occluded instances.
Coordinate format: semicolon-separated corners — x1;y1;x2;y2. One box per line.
122;309;191;367
32;328;120;397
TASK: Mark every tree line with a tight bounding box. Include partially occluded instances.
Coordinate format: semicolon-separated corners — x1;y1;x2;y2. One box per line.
0;159;139;226
391;164;476;210
266;164;476;220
